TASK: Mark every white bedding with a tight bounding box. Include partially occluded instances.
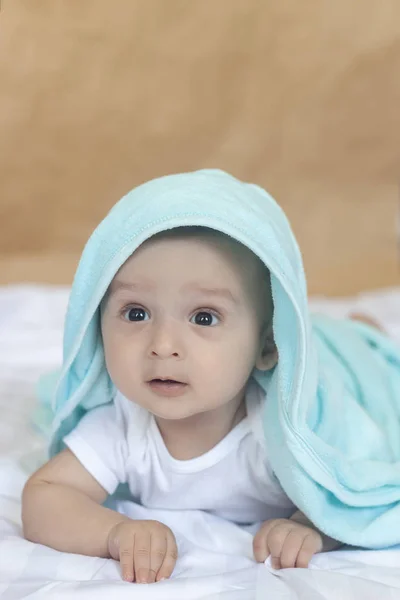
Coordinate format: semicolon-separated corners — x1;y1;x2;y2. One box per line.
1;284;400;599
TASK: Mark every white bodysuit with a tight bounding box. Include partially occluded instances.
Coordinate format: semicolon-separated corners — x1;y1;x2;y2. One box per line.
64;378;295;525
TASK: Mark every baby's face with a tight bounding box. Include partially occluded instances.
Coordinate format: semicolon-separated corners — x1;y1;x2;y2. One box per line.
101;233;275;421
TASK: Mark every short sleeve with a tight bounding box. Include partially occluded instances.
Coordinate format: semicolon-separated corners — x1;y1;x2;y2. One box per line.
63;399;127;495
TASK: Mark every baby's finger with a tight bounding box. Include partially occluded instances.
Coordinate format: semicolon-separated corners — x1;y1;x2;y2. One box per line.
279;529;304;569
133;529;151;584
156;531;178;582
253;528;270;563
119;533;135;583
149;531;167;583
296;534;318;569
267;525;290;570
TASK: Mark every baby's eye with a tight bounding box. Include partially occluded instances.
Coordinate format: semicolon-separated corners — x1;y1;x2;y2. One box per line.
190;311;220;327
122;307;150;322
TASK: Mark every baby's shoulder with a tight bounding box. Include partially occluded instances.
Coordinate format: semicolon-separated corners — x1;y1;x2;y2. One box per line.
112;392;152;446
244;378;268;451
73;392;151;448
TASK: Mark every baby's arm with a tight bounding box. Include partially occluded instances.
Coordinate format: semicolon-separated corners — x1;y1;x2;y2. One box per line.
22;448;178;583
22;448;130;557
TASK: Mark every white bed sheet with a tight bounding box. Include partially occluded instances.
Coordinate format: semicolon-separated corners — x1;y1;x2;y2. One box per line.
1;284;400;599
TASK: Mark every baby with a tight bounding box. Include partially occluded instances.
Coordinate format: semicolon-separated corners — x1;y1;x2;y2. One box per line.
22;223;339;584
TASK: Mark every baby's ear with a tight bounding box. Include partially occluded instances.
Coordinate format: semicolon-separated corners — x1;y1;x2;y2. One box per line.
256;322;278;371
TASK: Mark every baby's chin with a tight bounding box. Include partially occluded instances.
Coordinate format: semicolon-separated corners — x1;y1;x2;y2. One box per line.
124;387;221;421
143;399;211;422
147;404;201;421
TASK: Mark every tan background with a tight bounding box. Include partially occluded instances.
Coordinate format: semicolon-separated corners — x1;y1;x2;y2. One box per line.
0;0;399;295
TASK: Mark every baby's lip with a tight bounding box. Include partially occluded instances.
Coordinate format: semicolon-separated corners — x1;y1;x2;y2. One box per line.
147;376;187;384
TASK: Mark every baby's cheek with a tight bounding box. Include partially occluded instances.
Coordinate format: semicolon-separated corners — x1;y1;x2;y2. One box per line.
202;348;251;393
103;337;133;386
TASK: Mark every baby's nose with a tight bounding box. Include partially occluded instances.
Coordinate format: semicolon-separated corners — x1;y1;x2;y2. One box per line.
148;321;182;359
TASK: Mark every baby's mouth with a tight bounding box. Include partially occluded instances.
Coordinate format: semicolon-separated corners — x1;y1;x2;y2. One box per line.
147;378;188;397
150;378;187;387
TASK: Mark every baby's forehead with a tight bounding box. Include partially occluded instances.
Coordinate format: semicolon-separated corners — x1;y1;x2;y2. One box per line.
108;227;272;315
120;227;267;280
147;227;258;259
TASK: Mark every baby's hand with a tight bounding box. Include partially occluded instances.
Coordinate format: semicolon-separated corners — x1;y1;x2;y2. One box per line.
107;519;178;583
253;518;322;569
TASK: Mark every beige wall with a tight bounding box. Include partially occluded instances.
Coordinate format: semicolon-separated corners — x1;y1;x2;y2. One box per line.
0;1;399;295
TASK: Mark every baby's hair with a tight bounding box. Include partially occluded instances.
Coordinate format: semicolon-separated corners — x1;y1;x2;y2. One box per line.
149;225;230;242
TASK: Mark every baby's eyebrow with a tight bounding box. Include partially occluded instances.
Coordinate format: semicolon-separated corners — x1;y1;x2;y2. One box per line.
109;280;239;305
110;280;154;295
182;283;239;305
